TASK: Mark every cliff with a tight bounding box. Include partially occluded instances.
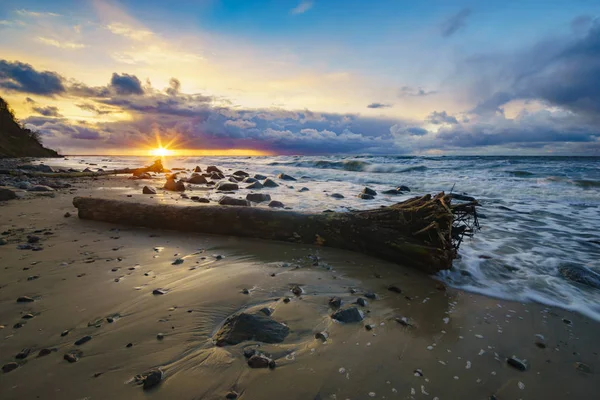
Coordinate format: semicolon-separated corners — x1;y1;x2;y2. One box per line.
0;96;60;158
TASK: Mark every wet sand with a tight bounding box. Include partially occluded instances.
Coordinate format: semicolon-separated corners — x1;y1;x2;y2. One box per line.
0;175;598;399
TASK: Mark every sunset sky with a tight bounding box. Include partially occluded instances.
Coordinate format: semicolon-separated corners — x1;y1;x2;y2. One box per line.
0;0;599;155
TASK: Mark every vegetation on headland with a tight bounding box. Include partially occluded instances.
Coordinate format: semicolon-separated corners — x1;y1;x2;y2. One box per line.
0;96;60;158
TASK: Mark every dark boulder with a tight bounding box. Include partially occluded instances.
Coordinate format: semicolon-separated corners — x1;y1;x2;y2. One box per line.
243;177;258;183
214;312;290;346
142;186;157;194
219;196;249;206
328;296;342;308
2;362;19;373
211;172;225;180
254;174;267;180
141;368;163;390
298;187;309;192
246;193;271;203
233;170;249;177
207;166;223;174
191;196;210;203
0;188;17;201
330;193;344;199
246;181;263;189
358;193;375;200
277;173;296;181
559;264;600;289
194;166;202;173
164;179;185;192
247;354;272;368
268;200;284;208
263;178;279;188
215;182;239;191
331;307;364;323
362;187;377;196
188;174;208;184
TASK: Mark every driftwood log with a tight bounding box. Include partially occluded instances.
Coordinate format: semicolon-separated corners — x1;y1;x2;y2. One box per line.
73;192;478;274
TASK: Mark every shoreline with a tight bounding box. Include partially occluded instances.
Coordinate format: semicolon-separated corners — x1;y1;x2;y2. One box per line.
0;167;598;399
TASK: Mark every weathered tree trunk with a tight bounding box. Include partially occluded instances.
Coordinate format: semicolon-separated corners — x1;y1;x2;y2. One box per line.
73;192;478;274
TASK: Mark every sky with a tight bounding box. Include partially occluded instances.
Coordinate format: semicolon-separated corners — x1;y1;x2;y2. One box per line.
0;0;599;155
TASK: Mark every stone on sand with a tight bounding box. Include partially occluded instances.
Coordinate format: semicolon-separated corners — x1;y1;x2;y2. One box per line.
262;178;279;188
188;174;208;184
142;186;157;194
268;200;284;208
163;179;185;192
214;312;290;346
0;187;17;201
331;307;364;323
246;181;263;189
246;193;271;203
218;196;249;206
277;173;296;181
215;181;239;191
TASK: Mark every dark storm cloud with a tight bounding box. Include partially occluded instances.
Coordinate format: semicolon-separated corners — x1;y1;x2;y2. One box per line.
32;105;62;117
367;102;392;109
109;73;144;95
76;103;114;115
427;111;458;124
440;8;471;38
0;60;65;95
466;19;600;118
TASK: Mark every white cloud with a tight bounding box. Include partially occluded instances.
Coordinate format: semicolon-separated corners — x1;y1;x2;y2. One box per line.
106;22;153;41
37;37;86;49
16;9;60;18
290;1;313;15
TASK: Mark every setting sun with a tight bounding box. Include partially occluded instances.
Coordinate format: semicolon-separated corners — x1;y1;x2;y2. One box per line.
150;147;173;157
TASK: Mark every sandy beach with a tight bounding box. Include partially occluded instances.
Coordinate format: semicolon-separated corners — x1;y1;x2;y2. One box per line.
0;172;598;400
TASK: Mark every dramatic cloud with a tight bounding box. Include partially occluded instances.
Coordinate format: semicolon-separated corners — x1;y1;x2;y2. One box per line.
291;1;313;15
166;78;181;96
367;103;392;109
109;73;144;95
427;110;458;124
440;8;471;37
75;103;114;115
32;105;62;117
0;60;65;95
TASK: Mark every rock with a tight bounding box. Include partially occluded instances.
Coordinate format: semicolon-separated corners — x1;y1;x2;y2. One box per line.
142;368;163;390
268;200;284;208
75;335;92;345
27;235;40;243
153;289;168;295
259;307;273;316
22;313;35;319
242;288;250;295
243;177;257;183
0;188;17;201
137;173;152;179
2;362;19;373
188;174;208;184
358;193;375;200
246;193;271;203
328;296;342;308
194;166;202;173
164;179;185;192
64;212;71;218
172;258;184;265
214;312;290;346
229;176;240;183
364;292;377;300
226;391;239;399
395;316;413;327
28;185;54;192
126;342;133;348
233;170;249;177
283;297;291;303
575;362;592;373
16;296;34;303
362;187;377;196
243;348;257;358
262;178;279;188
291;285;303;296
192;197;210;203
211;172;225;180
247;354;272;368
207;166;223;174
215;182;239;191
315;331;329;342
298;187;309;192
558;263;600;289
61;329;70;336
356;298;368;307
157;333;165;340
64;350;82;363
37;348;53;357
534;341;547;349
246;181;263;189
219;196;249;206
331;307;364;323
330;193;344;199
254;174;267;180
387;285;402;294
365;324;375;331
142;186;157;194
15;348;31;359
507;357;528;371
0;238;7;245
277;173;296;181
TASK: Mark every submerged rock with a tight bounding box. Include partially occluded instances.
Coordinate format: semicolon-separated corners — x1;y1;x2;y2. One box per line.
214;312;290;346
246;193;271;203
219;196;249;206
268;200;284;208
330;193;344;199
262;178;279;188
215;181;239;191
558;264;600;289
277;173;296;181
358;193;375;200
362;187;377;196
331;307;364;323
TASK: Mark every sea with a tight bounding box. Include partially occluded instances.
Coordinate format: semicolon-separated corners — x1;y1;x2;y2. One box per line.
38;155;600;321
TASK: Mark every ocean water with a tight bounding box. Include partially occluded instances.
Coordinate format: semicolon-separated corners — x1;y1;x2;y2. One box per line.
39;155;600;320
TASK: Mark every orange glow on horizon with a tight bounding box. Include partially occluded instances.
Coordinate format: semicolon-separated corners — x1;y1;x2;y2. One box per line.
66;148;274;156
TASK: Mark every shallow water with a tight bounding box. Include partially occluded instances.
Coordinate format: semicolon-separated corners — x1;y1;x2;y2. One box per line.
38;155;600;321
